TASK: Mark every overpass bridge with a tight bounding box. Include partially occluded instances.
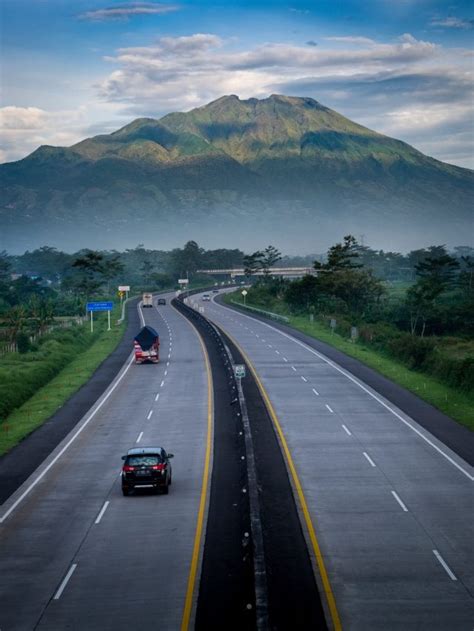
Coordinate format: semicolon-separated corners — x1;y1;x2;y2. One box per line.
197;267;318;278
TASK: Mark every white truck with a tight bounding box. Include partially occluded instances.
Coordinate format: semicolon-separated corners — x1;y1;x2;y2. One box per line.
142;293;153;308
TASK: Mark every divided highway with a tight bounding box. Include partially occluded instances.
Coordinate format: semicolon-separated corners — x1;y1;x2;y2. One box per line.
195;290;474;630
0;295;210;630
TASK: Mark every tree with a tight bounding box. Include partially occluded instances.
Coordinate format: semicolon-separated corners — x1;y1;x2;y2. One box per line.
323;235;362;270
405;250;459;336
414;251;459;289
101;255;125;294
72;251;104;299
0;251;11;283
140;260;154;286
243;251;264;277
459;256;474;293
310;236;384;318
261;245;282;277
5;305;27;342
168;241;204;279
28;296;55;334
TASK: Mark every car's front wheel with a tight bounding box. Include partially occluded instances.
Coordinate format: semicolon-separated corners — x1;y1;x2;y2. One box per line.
122;487;130;496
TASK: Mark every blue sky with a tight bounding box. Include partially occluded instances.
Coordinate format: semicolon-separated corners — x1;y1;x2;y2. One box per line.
1;0;473;166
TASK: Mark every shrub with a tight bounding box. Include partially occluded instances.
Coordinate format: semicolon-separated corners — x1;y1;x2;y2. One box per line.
0;324;97;421
387;334;436;369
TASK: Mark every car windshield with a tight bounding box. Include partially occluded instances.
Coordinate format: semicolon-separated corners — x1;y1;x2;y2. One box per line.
127;455;162;466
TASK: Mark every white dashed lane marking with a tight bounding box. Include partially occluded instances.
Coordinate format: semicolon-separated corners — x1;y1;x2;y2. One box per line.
363;452;376;467
391;491;408;512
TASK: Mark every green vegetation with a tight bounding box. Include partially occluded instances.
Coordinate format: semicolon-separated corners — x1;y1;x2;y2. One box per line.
0;308;124;455
227;236;474;429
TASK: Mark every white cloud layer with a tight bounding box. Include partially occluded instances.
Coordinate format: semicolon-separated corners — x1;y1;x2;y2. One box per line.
430;16;474;29
79;2;179;22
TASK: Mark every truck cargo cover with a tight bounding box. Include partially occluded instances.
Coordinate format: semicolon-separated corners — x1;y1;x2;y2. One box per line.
134;326;159;350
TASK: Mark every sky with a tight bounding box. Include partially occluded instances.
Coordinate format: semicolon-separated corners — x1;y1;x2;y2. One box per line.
1;0;473;167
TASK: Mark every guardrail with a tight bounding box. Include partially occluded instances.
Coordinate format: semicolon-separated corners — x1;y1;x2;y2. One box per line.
229;300;290;323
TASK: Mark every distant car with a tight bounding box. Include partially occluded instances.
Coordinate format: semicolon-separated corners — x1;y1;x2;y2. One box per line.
142;292;153;308
157;298;166;305
121;447;173;495
202;294;211;301
212;289;219;293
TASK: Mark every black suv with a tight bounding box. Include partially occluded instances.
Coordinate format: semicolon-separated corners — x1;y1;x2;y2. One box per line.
157;298;166;305
121;447;173;495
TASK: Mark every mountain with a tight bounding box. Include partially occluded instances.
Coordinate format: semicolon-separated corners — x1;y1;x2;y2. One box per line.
1;94;472;252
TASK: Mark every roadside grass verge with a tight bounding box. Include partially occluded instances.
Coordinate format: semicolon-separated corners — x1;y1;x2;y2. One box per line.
0;306;126;456
224;293;474;431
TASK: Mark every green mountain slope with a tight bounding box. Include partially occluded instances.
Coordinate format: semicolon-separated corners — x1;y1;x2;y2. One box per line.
1;95;472;252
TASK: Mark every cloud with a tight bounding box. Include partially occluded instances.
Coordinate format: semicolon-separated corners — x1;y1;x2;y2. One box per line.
0;106;114;163
79;2;179;22
430;16;474;29
324;36;377;45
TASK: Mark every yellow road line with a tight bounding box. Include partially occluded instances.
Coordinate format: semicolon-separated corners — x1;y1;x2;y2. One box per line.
223;329;342;631
172;304;214;631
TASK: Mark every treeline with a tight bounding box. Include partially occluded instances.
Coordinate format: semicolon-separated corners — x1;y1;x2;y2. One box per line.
243;236;474;393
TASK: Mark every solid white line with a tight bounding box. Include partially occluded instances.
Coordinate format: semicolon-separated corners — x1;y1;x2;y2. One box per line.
363;452;376;467
301;376;307;382
342;424;352;436
433;550;457;581
0;352;136;523
160;380;165;387
94;500;110;525
137;431;144;442
147;409;153;420
391;490;408;512
155;393;160;402
54;564;77;600
214;306;474;481
312;388;319;396
291;366;297;372
325;404;334;413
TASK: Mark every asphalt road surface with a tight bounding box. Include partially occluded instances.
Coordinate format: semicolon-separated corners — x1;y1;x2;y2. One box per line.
0;294;210;630
196;290;474;630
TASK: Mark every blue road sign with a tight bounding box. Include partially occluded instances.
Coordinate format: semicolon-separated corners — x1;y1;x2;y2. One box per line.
87;301;113;312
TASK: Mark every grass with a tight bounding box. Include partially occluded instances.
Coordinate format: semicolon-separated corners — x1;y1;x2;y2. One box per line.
0;306;126;456
224;292;474;431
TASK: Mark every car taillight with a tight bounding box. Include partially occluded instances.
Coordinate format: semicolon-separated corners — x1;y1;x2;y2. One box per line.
123;465;135;472
151;464;165;471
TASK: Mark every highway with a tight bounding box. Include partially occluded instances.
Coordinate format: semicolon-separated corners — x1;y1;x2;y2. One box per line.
194;290;474;630
0;294;211;630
